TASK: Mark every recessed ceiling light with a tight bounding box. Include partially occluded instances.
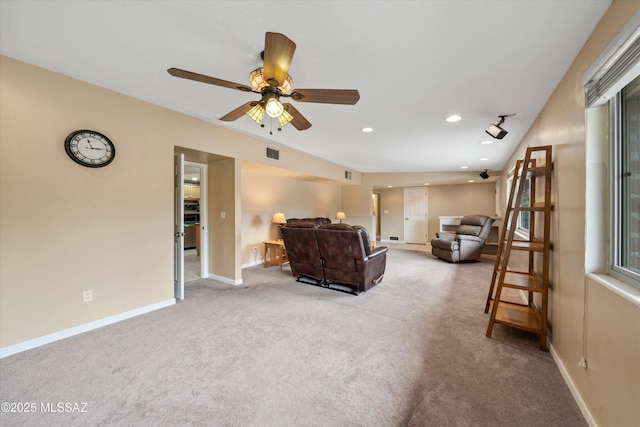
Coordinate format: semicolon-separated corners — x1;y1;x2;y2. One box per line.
461;166;469;169
387;185;393;188
445;115;462;122
480;158;489;161
480;140;493;145
468;180;475;183
424;183;430;186
361;127;374;133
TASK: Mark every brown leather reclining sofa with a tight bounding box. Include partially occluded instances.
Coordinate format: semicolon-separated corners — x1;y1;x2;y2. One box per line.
281;221;388;294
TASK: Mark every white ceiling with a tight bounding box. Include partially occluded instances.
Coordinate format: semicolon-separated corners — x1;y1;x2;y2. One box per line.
0;0;611;178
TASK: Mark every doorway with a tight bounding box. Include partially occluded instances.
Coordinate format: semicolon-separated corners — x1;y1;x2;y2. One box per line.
184;162;207;282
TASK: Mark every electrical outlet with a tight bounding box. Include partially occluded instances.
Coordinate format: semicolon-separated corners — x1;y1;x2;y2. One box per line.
82;290;93;303
578;357;587;369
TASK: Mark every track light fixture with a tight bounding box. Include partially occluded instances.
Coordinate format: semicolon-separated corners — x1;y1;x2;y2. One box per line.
485;114;512;139
480;170;490;180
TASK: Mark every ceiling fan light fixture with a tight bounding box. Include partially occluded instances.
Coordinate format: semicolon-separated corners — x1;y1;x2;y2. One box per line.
249;68;269;92
279;74;293;95
277;109;293;128
265;95;284;118
246;104;265;124
249;67;293;95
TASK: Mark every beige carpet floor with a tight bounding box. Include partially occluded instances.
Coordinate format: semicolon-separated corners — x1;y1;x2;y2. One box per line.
0;248;585;426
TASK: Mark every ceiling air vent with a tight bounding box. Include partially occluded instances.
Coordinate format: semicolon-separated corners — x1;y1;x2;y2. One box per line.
265;146;280;160
345;170;352;180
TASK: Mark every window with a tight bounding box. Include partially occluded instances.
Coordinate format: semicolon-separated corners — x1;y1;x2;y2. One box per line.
584;16;639;289
519;177;531;232
611;74;640;286
506;168;531;235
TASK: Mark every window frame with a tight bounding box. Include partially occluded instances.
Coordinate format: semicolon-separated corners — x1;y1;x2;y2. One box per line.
609;82;640;288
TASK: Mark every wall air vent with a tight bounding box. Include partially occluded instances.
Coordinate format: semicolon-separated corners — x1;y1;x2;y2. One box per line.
345;170;352;180
265;146;280;160
390;236;399;241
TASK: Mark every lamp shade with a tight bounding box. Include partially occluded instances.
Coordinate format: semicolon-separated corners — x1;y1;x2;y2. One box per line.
271;212;287;224
336;211;346;222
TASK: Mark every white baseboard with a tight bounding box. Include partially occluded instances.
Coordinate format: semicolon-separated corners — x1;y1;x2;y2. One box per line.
380;239;405;244
0;298;175;359
549;343;598;427
208;273;242;285
242;259;263;269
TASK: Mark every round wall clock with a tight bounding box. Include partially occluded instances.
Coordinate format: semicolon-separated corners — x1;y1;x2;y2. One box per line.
64;129;116;168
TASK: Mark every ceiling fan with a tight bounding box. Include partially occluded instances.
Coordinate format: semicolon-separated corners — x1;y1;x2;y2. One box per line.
167;32;360;132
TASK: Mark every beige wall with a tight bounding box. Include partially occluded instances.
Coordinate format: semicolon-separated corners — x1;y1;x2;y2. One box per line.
377;183;496;242
426;182;497;240
0;56;175;347
0;56;354;348
378;187;405;241
499;1;640;425
341;185;375;234
240;170;341;266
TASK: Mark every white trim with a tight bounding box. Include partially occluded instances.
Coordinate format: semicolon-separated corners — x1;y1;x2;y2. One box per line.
242;260;263;269
380;239;405;244
549;342;599;427
208;273;242;285
0;299;175;359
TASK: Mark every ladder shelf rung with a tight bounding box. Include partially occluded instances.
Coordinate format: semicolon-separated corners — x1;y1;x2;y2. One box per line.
489;300;542;333
525;166;548;177
507;240;545;251
501;271;544;292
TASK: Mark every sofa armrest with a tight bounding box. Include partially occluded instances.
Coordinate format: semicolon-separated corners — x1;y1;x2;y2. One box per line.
456;234;483;243
365;246;389;260
367;246;388;260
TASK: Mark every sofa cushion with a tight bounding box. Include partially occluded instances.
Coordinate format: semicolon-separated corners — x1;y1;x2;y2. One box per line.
287;217;331;227
457;224;482;236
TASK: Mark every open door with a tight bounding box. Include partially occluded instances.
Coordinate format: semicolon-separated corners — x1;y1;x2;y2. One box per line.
174;153;185;300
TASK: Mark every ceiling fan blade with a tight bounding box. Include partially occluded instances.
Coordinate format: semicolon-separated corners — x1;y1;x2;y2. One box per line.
262;32;296;88
220;102;255;121
290;89;360;105
167;68;253;92
283;103;312;130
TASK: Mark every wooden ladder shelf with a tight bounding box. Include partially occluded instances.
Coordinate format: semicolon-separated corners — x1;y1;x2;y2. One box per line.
485;145;553;351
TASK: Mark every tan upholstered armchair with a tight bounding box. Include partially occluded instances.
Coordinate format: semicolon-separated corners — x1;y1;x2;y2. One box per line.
431;215;495;262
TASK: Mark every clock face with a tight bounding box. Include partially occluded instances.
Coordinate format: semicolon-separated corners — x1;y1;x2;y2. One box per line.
64;130;115;168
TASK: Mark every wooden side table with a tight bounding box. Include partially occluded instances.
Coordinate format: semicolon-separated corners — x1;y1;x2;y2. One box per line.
263;240;288;271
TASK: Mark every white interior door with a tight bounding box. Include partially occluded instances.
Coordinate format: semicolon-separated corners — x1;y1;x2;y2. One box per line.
404;187;428;244
174;153;185;300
